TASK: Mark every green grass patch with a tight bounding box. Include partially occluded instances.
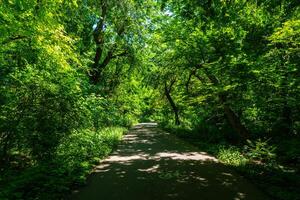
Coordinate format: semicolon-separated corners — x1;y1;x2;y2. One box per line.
217;146;249;166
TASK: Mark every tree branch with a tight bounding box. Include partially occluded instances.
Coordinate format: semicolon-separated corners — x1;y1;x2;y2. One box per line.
1;35;27;45
111;50;128;59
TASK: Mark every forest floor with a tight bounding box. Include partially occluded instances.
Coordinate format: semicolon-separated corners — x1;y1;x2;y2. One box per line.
68;123;269;200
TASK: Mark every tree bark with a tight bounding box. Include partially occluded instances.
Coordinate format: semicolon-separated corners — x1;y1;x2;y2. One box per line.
89;2;107;84
199;67;250;139
164;81;180;125
221;98;250;140
89;3;128;85
281;104;292;135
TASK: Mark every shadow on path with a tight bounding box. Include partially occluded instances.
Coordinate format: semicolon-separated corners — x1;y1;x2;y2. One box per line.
69;123;268;200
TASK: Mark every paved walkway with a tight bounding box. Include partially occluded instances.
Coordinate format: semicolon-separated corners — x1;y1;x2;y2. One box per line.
69;123;268;200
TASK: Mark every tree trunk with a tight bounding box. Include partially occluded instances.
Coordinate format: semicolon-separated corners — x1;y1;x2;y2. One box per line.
90;46;102;84
89;2;107;84
164;83;180;125
279;67;293;135
202;67;250;139
223;104;249;140
280;103;292;135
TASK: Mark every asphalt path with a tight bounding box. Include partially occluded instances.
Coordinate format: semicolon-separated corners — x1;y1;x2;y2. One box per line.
69;123;268;200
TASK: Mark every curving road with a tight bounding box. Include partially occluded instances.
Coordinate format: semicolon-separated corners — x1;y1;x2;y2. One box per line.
69;123;268;200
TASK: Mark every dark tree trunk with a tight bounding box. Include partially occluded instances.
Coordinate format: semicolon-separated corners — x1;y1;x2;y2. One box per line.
90;50;114;84
201;67;250;139
279;68;293;135
280;104;292;135
164;81;180;125
90;47;102;84
223;103;250;140
89;2;128;85
89;2;107;84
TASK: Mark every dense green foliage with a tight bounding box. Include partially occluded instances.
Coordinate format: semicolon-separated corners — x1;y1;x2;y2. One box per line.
149;0;300;138
0;0;299;199
0;1;138;199
1;127;124;199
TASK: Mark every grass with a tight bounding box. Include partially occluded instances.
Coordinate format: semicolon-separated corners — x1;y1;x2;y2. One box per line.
162;124;300;200
0;127;126;200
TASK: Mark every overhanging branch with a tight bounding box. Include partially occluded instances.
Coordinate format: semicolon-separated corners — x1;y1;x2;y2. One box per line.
1;35;27;45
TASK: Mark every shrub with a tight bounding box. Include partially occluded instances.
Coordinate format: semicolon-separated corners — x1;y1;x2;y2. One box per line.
56;127;125;168
244;138;277;163
0;127;125;200
217;146;248;166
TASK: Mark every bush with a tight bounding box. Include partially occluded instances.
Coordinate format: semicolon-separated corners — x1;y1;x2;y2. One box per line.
56;127;125;169
217;146;248;166
244;138;277;163
0;127;125;200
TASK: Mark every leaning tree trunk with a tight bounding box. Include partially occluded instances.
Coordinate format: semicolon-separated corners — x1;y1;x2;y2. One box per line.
201;67;250;139
164;83;180;126
223;103;250;140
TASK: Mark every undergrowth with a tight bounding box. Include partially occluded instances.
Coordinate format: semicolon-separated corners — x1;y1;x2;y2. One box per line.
162;123;300;200
0;127;125;200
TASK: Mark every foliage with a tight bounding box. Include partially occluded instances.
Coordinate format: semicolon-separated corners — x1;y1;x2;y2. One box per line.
56;127;124;166
217;146;249;166
145;0;300;140
0;1;140;198
244;139;277;163
0;0;299;199
0;127;125;200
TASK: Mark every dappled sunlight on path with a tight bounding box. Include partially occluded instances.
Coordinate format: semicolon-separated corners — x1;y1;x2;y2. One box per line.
69;123;268;200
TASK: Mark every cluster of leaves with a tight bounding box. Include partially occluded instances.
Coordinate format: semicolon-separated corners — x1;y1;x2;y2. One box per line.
244;139;277;163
